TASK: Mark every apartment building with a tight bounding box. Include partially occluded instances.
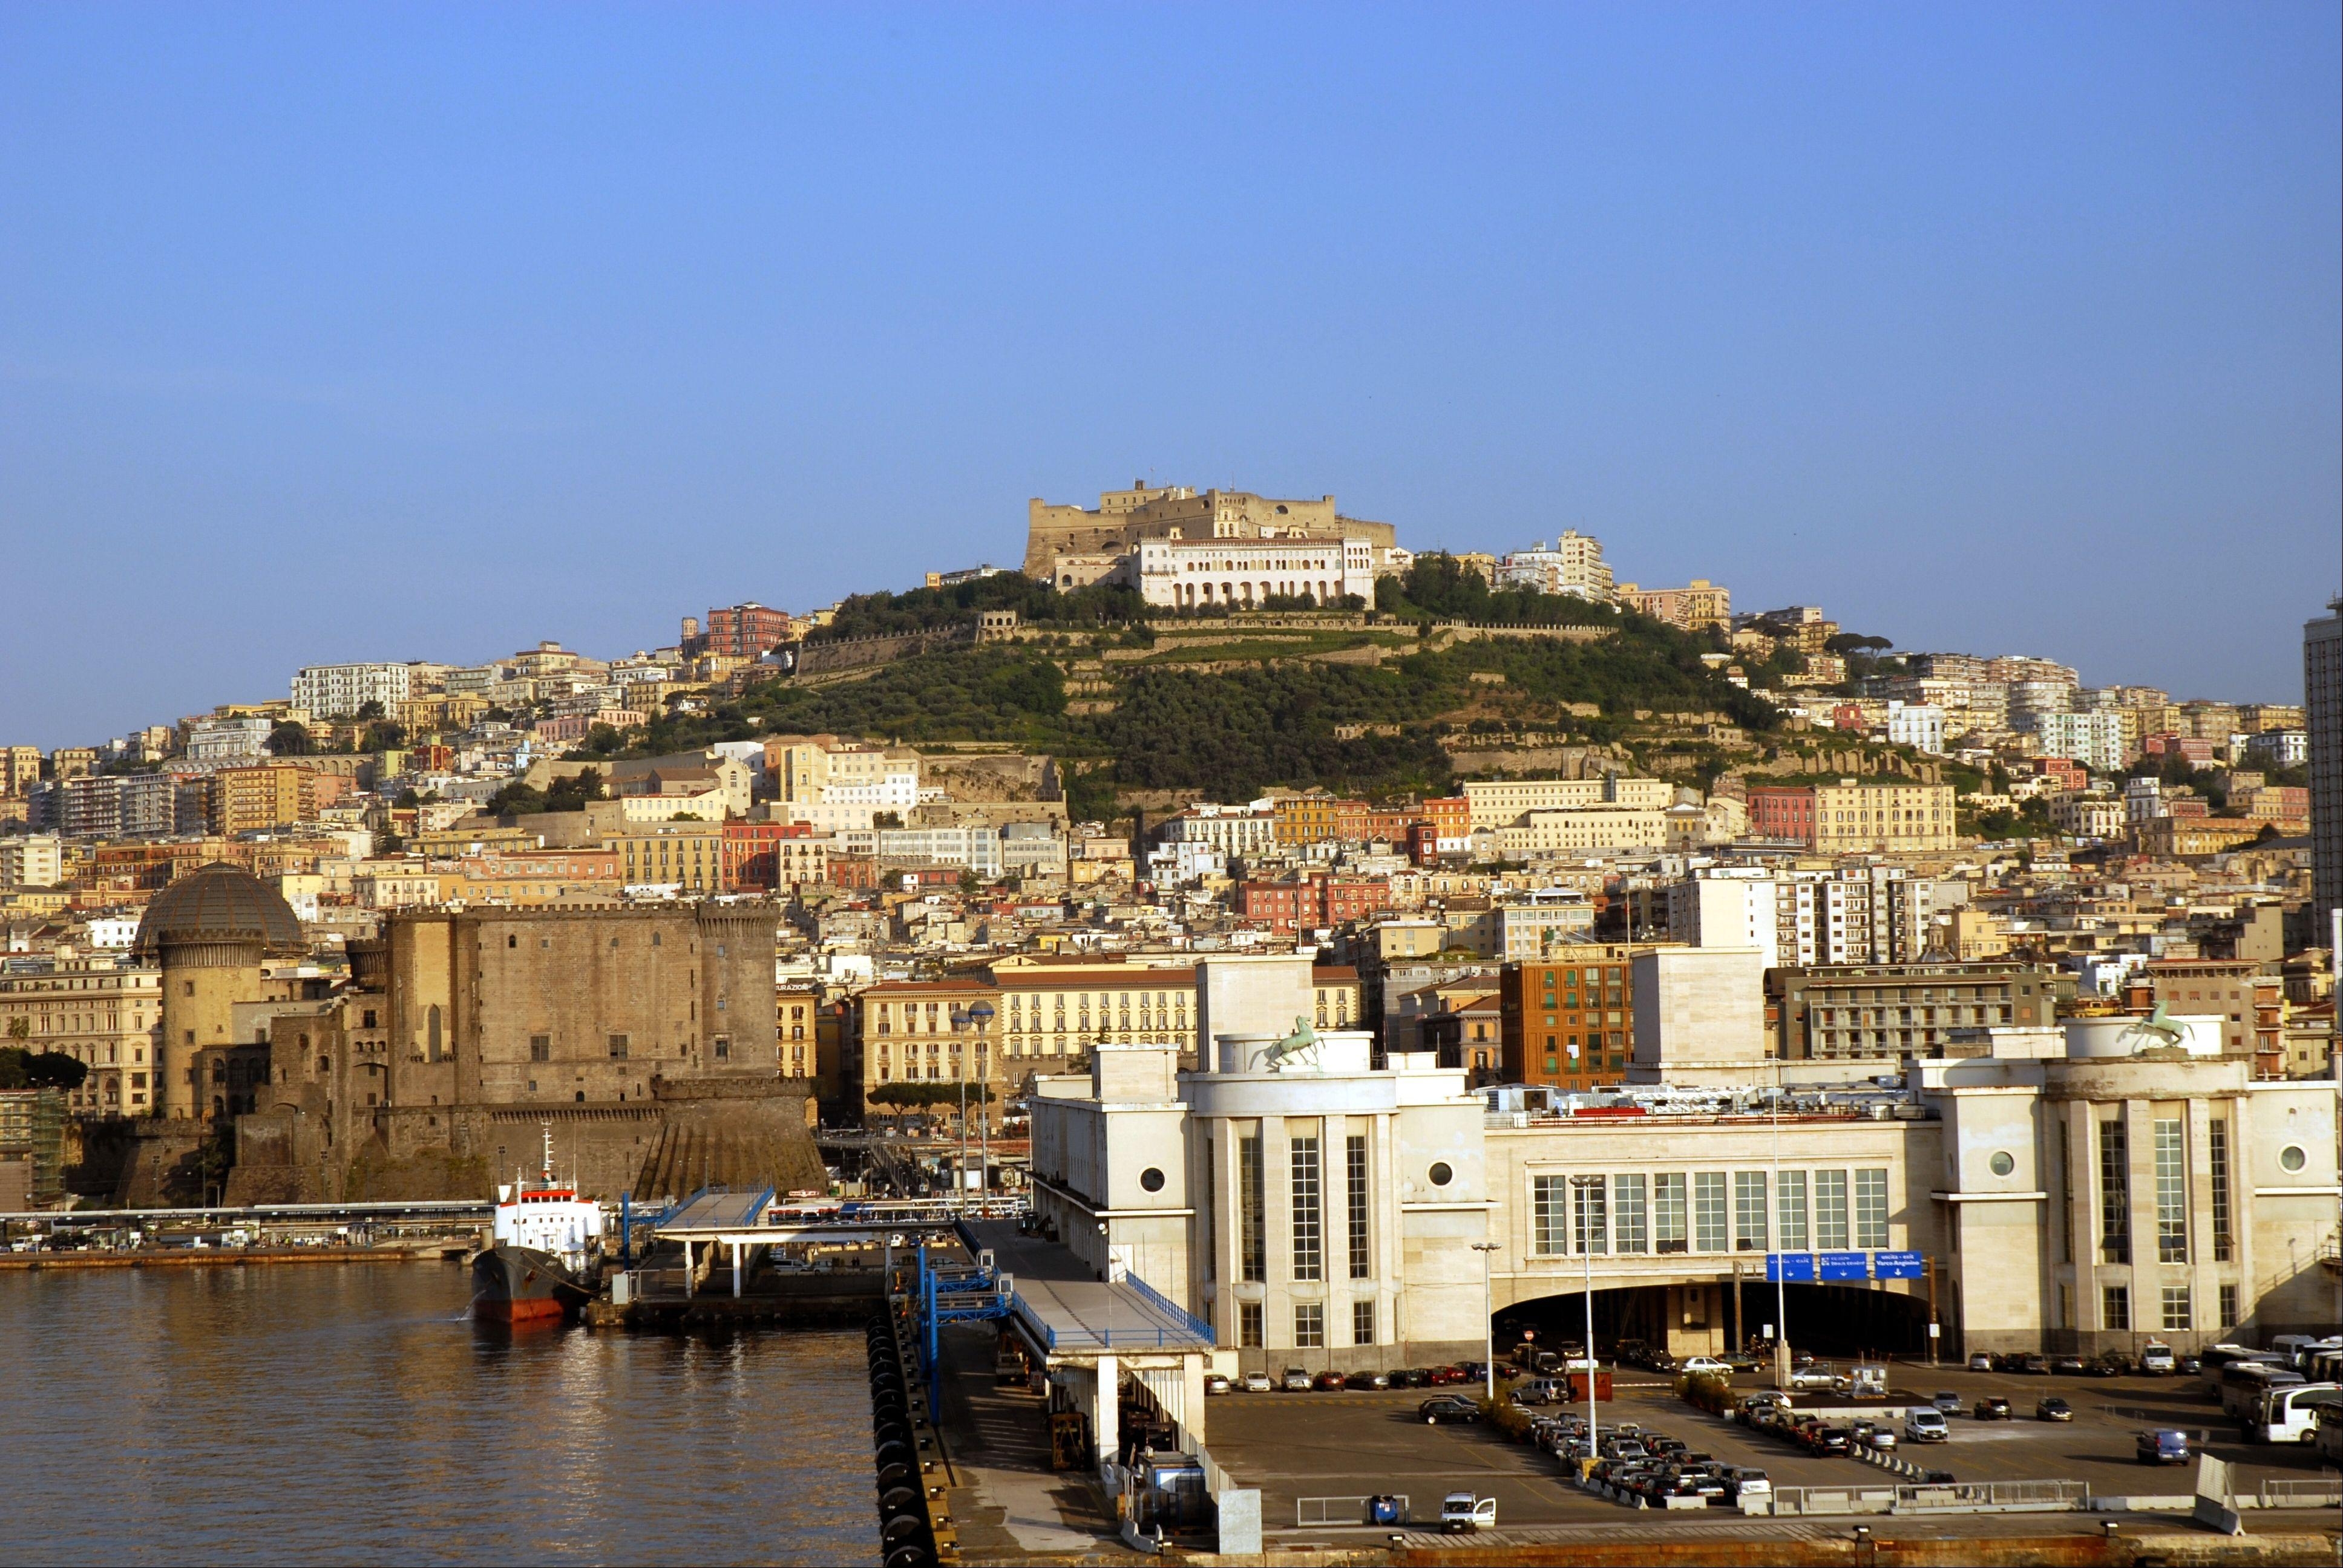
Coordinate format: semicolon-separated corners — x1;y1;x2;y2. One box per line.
0;956;162;1116
2138;961;2282;1077
1499;949;1636;1093
0;747;40;798
1132;535;1378;609
212;765;317;836
1616;579;1730;631
289;662;416;718
1156;803;1280;857
1490;805;1672;858
1745;778;1956;853
2037;711;2128;774
1462;774;1673;831
1772;961;2060;1059
1495;532;1614;601
606;820;726;893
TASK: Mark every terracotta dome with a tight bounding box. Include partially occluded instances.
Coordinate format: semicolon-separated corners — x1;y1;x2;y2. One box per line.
133;862;306;956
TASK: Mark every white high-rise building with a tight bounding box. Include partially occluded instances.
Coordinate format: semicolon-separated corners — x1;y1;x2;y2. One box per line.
2036;710;2126;775
290;662;416;718
1494;531;1614;601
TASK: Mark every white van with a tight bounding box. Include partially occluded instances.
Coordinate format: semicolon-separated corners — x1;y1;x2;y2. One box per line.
1902;1408;1950;1443
2249;1383;2342;1445
2138;1343;2177;1376
1440;1493;1497;1532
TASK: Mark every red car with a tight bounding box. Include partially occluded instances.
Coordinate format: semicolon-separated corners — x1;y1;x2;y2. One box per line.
1427;1365;1470;1386
1312;1370;1348;1391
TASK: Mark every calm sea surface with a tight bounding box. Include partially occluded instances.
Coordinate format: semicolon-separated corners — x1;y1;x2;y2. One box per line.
0;1263;877;1565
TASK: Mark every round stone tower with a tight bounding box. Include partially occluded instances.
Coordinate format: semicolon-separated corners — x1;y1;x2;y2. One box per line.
134;863;306;1121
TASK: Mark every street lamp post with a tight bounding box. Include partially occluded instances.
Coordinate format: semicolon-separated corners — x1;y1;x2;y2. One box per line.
970;1002;995;1214
949;1007;972;1211
1568;1174;1601;1465
1771;1067;1791;1392
1470;1242;1501;1403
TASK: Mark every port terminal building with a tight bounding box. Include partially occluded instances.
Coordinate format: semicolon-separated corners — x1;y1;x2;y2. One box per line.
1027;953;2341;1372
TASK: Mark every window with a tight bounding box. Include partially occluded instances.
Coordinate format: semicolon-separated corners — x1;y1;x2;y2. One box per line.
1291;1135;1322;1281
608;1033;629;1060
1693;1172;1728;1253
2154;1119;2187;1264
1352;1299;1375;1346
2160;1285;2191;1332
1611;1174;1648;1253
713;1036;730;1061
529;1034;549;1062
1734;1172;1768;1252
1294;1303;1325;1348
1654;1173;1688;1253
1776;1171;1809;1252
1815;1170;1849;1250
1533;1175;1568;1256
1855;1169;1889;1250
2102;1284;2130;1331
2207;1119;2232;1263
2099;1119;2131;1264
2218;1283;2238;1327
1239;1301;1263;1348
1346;1135;1369;1278
1239;1134;1264;1283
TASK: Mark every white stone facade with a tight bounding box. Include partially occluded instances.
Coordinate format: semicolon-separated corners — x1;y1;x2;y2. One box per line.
1133;537;1375;610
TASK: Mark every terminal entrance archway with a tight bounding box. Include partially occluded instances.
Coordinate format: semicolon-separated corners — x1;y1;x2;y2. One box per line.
1495;1279;1933;1364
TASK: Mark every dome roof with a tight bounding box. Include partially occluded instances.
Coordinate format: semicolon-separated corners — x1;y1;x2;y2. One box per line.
134;862;306;956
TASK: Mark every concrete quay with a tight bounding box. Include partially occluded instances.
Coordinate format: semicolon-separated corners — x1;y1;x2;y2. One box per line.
0;1243;453;1270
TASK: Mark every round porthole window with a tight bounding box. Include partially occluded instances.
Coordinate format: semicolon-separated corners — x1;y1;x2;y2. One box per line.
1139;1166;1165;1193
1988;1151;2015;1177
1428;1161;1454;1187
2279;1145;2307;1174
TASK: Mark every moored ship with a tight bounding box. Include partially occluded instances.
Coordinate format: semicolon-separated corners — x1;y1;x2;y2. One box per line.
471;1127;603;1324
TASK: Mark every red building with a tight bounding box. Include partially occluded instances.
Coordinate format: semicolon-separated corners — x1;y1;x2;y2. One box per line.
2033;756;2088;791
1499;955;1634;1094
687;602;795;660
723;819;818;892
1744;786;1817;844
1234;873;1392;933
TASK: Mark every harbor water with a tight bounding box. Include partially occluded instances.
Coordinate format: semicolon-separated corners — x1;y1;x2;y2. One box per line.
0;1263;878;1565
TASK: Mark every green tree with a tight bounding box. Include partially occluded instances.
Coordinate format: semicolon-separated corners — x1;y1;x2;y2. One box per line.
267;720;313;756
354;699;386;720
0;1048;89;1091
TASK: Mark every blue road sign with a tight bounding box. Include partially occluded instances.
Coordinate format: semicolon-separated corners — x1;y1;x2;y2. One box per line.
1872;1250;1924;1279
1818;1250;1869;1281
1764;1253;1817;1282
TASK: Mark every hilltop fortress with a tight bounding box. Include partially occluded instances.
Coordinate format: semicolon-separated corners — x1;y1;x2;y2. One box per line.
1024;482;1401;585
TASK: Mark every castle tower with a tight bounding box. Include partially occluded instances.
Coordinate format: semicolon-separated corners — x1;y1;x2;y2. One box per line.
133;863;306;1121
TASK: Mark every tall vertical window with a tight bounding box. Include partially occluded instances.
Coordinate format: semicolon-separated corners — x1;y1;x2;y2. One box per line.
2102;1284;2129;1331
1239;1301;1263;1347
1290;1135;1322;1281
1294;1303;1325;1348
1815;1171;1849;1250
1855;1169;1889;1249
1346;1135;1371;1278
1239;1133;1265;1282
1613;1174;1649;1254
1776;1170;1809;1251
1573;1176;1608;1255
1352;1299;1375;1346
2098;1119;2130;1264
1693;1172;1728;1252
2154;1119;2187;1264
2160;1285;2191;1332
2058;1121;2073;1264
1734;1172;1769;1251
2207;1117;2233;1264
1654;1173;1688;1253
1533;1175;1569;1256
2218;1284;2238;1328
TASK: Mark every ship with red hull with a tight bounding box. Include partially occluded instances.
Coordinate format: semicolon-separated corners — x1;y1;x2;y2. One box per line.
471;1126;604;1325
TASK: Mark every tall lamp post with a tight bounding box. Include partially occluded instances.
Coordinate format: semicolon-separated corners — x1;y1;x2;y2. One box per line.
949;1007;972;1212
1471;1241;1501;1403
1568;1174;1601;1464
970;1002;995;1214
1771;1064;1791;1392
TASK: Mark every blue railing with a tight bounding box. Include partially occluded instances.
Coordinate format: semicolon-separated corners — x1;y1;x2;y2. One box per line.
1122;1272;1214;1343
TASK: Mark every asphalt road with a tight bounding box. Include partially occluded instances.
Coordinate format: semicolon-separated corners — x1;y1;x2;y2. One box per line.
1202;1359;2341;1535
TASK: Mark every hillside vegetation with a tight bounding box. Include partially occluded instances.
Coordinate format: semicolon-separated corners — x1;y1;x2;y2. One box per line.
582;566;1778;817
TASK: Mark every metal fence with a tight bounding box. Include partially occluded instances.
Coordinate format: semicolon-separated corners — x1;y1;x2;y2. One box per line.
1296;1495;1409;1527
2259;1478;2343;1510
1772;1480;2088;1517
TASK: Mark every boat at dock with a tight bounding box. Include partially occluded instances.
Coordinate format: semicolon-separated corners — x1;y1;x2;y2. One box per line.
471;1128;603;1324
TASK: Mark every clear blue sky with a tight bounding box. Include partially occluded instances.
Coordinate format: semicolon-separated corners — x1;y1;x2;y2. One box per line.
3;3;2337;747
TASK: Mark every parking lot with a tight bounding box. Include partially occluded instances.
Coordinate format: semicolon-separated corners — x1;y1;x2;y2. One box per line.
1202;1357;2342;1536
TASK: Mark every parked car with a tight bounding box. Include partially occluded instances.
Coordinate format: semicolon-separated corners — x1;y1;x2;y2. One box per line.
2009;1353;2052;1375
2036;1397;2074;1423
1974;1396;2013;1420
1344;1370;1390;1391
1722;1468;1772;1505
1389;1367;1430;1389
1679;1356;1732;1377
1427;1365;1470;1386
1280;1367;1312;1393
1850;1420;1898;1451
1737;1393;1791;1426
1967;1352;1995;1372
1204;1374;1233;1396
2138;1344;2177;1376
1786;1365;1844;1391
1930;1391;1963;1416
2084;1353;2134;1377
1312;1370;1349;1391
2137;1429;2192;1465
1904;1408;1950;1443
1439;1492;1496;1532
1804;1425;1852;1456
2178;1356;2203;1376
2051;1356;2088;1376
1419;1396;1480;1426
1723;1353;1763;1373
1241;1370;1274;1393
